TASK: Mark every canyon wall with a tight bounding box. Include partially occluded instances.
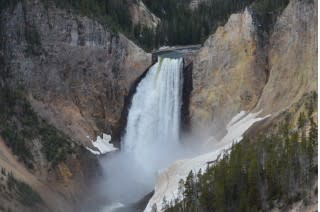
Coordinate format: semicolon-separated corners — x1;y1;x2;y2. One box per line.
130;0;160;28
190;8;267;138
255;0;317;115
0;0;151;147
0;0;151;210
147;0;318;210
190;0;317;138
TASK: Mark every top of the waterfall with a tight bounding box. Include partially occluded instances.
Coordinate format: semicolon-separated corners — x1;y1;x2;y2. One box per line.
158;51;184;59
152;45;201;57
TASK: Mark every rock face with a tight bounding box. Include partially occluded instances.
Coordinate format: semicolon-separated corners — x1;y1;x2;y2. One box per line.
190;0;317;138
147;0;317;210
190;8;267;138
0;0;151;146
0;1;151;210
255;0;317;116
130;0;160;28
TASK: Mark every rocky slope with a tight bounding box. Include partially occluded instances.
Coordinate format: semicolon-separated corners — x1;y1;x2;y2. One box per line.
0;0;317;211
255;0;317;116
0;0;151;211
147;0;317;210
130;0;160;29
0;0;151;146
190;0;317;139
190;8;267;139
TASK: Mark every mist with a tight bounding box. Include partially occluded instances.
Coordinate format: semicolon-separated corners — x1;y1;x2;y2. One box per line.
98;138;201;205
92;56;206;210
84;54;232;212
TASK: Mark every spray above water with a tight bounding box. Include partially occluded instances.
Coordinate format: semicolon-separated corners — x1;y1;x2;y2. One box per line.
100;56;187;206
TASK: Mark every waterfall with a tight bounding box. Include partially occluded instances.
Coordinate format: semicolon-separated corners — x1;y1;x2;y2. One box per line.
100;56;184;206
122;56;184;172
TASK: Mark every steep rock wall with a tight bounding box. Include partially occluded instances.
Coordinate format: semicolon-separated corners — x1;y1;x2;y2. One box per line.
0;0;151;146
255;0;317;116
190;0;317;138
147;1;317;210
0;1;152;210
130;0;160;28
190;8;267;138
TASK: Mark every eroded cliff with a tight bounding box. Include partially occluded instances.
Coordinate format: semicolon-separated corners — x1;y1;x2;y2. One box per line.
190;0;317;138
190;8;267;138
0;0;151;211
255;0;317;115
147;1;317;210
0;0;151;146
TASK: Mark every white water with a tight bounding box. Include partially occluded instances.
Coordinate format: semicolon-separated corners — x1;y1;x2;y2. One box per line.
99;56;186;206
122;56;184;172
99;56;270;212
145;111;271;211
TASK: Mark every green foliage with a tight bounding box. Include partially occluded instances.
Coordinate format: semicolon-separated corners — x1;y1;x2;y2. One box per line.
0;0;20;12
0;0;290;51
298;112;307;129
252;0;289;15
39;125;74;166
165;113;318;211
0;89;34;169
42;0;132;34
24;26;42;56
1;127;34;169
7;172;42;206
141;0;289;49
0;88;74;168
37;0;289;51
142;0;255;49
0;0;289;51
251;0;289;32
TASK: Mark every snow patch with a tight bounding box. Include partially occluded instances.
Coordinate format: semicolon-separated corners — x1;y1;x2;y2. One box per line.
86;134;118;155
227;110;246;128
144;111;270;212
85;147;101;155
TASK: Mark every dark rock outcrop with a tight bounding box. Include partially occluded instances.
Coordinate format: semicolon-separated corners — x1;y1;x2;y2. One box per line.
0;0;151;210
0;0;151;146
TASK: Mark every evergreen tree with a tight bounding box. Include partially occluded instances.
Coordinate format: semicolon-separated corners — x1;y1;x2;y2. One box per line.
166;105;317;211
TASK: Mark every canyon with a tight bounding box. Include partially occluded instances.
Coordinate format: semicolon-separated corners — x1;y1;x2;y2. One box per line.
0;0;317;211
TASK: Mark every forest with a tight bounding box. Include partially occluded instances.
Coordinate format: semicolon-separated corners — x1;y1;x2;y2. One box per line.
162;94;318;212
140;0;289;49
0;0;289;51
0;88;75;169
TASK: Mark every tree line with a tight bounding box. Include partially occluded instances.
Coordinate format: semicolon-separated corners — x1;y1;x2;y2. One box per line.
1;0;289;50
0;88;75;169
162;93;317;211
137;0;289;50
40;0;289;51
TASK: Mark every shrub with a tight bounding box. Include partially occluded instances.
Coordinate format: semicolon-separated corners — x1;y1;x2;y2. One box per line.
24;26;42;56
7;172;42;206
166;111;317;211
0;88;75;169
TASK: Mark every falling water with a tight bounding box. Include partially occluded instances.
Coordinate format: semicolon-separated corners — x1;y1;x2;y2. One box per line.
100;55;184;208
122;56;183;166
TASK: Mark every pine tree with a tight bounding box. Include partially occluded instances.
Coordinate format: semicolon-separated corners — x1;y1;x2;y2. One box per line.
298;112;306;129
248;154;260;208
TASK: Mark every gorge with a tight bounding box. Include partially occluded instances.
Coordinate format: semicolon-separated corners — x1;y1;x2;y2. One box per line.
0;0;317;211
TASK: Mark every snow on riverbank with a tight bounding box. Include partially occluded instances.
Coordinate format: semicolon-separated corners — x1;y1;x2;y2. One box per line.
144;111;270;212
86;134;118;155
